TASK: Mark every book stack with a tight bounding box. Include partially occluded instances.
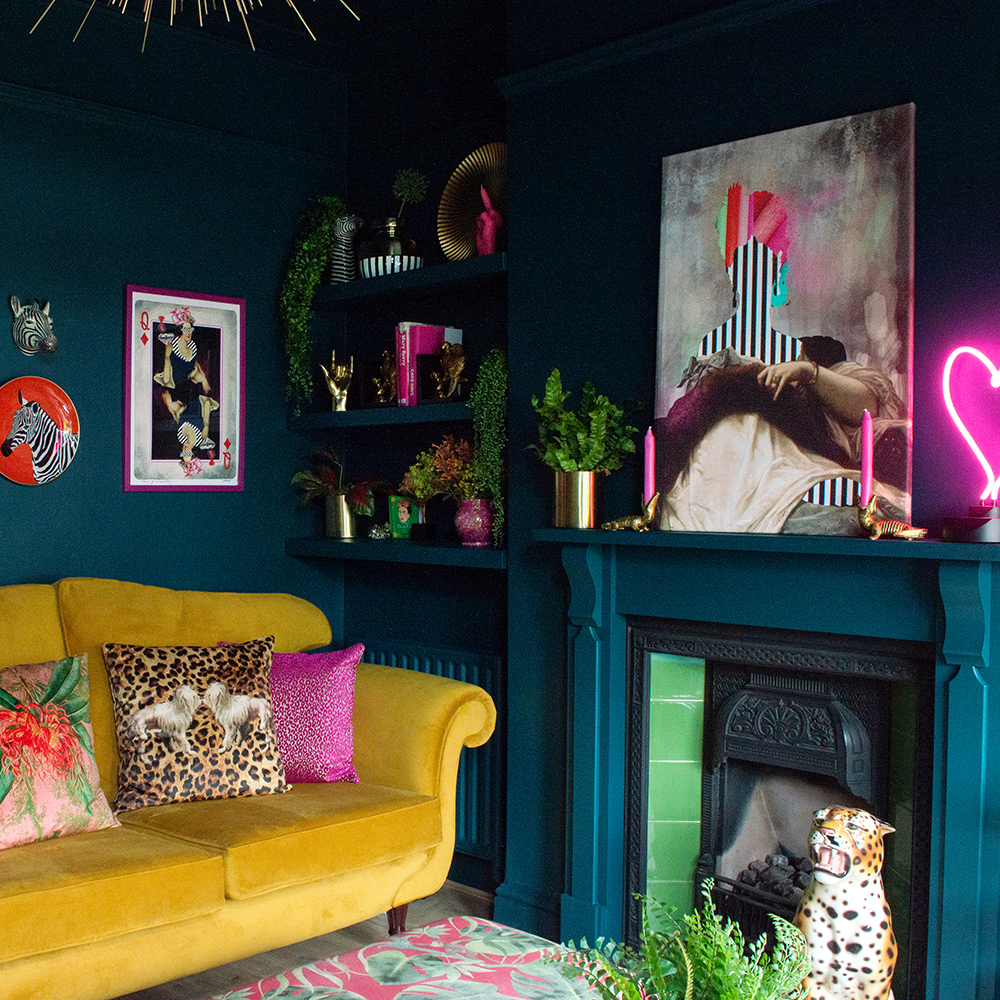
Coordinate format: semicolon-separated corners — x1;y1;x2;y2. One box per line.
395;322;463;405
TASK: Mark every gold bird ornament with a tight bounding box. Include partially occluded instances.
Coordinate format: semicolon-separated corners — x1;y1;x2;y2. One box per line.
432;342;467;400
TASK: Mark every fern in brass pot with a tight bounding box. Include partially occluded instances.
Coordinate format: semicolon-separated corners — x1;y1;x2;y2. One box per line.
531;368;639;473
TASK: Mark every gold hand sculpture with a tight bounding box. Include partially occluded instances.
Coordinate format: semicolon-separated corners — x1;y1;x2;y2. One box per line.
320;351;353;411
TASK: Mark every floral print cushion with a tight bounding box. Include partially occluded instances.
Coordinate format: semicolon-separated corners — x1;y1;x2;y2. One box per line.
0;655;119;849
209;915;596;999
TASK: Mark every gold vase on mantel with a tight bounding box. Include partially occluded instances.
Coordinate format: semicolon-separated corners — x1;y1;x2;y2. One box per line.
553;470;606;529
325;494;356;539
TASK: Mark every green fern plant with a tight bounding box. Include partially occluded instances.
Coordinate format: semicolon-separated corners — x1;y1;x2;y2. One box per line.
530;368;639;472
548;880;811;1000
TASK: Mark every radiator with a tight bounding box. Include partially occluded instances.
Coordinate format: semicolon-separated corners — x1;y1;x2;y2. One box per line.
361;642;503;868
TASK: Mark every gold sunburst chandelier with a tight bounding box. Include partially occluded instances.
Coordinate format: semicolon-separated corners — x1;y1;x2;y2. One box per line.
30;0;359;52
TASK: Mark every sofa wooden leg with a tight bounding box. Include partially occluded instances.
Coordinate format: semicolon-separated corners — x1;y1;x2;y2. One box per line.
387;903;408;936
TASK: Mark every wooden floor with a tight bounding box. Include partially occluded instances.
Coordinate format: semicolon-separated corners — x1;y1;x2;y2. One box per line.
115;881;495;1000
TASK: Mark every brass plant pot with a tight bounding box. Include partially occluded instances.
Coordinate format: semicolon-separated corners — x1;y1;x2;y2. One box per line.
325;494;356;539
553;470;605;529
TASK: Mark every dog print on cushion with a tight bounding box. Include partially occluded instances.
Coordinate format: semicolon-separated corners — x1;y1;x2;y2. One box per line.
203;682;274;750
103;637;288;812
124;685;201;762
793;805;896;1000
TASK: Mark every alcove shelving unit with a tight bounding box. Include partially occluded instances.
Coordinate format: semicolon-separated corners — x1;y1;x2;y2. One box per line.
285;253;508;571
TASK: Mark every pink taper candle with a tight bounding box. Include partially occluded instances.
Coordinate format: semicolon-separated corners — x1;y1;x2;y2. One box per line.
644;426;655;504
860;409;874;506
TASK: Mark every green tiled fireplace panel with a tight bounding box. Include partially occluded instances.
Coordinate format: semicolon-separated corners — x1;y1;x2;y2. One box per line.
646;653;705;914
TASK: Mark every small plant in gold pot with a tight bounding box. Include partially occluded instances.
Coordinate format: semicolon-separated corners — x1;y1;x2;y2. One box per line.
292;447;374;539
530;368;639;528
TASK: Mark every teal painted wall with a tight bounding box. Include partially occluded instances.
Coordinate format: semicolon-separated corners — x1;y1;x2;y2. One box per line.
0;1;349;631
498;0;1000;940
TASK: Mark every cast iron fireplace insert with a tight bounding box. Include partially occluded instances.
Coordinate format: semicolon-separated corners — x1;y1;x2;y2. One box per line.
624;615;934;1000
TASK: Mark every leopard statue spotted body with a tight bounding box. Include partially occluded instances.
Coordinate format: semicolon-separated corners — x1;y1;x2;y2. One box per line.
793;806;897;1000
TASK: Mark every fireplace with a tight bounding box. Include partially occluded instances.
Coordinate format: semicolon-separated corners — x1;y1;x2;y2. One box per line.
540;528;1000;1000
623;617;933;999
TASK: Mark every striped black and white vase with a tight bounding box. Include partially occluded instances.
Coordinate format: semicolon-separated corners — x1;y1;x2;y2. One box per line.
359;218;423;278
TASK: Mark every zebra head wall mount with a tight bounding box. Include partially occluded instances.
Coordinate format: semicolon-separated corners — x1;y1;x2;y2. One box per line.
10;296;58;355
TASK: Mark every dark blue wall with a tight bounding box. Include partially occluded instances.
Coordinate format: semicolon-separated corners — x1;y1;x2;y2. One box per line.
0;1;349;632
497;0;1000;938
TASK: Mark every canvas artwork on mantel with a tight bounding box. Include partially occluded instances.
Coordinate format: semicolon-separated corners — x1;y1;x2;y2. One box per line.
653;105;914;535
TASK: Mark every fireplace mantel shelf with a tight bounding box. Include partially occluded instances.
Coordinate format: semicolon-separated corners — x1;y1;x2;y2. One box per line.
540;525;1000;1000
533;527;1000;563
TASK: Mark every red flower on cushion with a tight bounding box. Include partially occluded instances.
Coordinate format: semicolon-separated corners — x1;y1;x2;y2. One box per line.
0;702;82;779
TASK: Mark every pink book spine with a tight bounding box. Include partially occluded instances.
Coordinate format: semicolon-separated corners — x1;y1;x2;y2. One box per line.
395;325;413;406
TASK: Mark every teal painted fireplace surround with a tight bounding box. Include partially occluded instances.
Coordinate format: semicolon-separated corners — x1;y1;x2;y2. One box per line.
538;528;1000;1000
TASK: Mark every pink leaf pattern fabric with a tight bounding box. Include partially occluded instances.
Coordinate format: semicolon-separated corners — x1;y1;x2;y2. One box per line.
206;916;594;999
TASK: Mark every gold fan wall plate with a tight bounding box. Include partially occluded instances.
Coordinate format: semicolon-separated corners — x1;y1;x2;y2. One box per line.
437;142;508;261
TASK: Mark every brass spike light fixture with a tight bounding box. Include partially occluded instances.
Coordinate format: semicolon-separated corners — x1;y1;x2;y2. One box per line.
30;0;359;52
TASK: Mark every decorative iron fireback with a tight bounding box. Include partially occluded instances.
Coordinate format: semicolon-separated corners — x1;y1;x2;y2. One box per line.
728;695;833;747
716;683;870;803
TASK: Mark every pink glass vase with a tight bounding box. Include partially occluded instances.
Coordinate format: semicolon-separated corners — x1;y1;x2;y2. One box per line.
454;498;493;547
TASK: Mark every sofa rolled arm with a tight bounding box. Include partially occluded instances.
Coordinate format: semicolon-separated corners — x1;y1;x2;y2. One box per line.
351;661;496;796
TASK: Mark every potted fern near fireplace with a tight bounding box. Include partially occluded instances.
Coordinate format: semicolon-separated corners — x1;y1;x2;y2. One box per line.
530;368;639;528
549;881;811;1000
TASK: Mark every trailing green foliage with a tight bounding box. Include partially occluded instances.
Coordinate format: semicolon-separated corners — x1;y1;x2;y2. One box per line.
549;881;811;1000
279;195;346;417
530;368;639;472
468;347;508;545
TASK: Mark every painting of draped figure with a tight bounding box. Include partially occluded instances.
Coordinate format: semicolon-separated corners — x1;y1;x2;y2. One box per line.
654;105;914;534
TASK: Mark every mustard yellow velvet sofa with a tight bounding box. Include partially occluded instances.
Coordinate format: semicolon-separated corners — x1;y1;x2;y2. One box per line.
0;578;496;1000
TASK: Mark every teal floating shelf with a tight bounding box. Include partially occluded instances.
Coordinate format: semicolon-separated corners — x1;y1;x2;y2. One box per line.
314;253;506;308
291;401;471;431
286;535;507;569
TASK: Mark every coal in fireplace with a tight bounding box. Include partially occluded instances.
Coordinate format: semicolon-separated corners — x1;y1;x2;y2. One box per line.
624;616;934;1000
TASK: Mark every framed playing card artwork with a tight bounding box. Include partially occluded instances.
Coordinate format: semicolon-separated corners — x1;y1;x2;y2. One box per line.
124;286;245;491
653;105;914;535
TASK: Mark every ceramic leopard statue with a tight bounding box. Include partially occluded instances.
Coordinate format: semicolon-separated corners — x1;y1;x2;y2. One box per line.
793;806;897;1000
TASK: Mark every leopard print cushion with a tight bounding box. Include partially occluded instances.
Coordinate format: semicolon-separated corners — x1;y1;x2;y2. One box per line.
103;636;289;812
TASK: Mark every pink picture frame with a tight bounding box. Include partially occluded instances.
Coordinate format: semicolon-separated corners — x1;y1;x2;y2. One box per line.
123;285;245;491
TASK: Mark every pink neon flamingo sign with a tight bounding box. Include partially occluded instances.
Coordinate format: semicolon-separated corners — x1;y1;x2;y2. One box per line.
942;346;1000;502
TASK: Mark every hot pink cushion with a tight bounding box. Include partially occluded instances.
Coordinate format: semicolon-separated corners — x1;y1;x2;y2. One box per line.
216;642;363;783
270;645;363;783
0;655;120;849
